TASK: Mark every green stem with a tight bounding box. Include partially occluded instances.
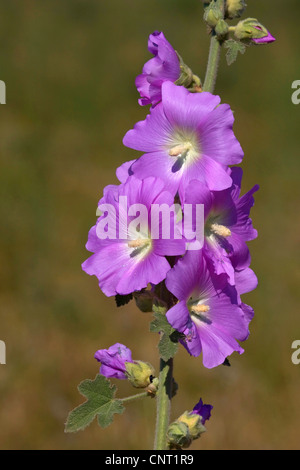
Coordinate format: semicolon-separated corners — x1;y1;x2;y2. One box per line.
203;0;225;93
120;391;149;404
203;32;222;93
154;358;173;450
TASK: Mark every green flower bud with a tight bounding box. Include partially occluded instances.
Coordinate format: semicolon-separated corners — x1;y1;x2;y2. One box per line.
175;53;202;92
146;376;159;396
215;19;229;38
226;0;246;19
177;411;207;440
234;18;269;42
204;8;222;28
125;361;155;388
167;421;192;450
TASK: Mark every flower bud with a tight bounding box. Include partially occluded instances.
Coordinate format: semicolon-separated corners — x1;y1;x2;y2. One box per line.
125;360;155;388
177;411;206;440
226;0;247;19
167;421;192;450
167;398;212;449
146;376;159;396
234;18;276;44
215;19;229;38
95;343;133;380
203;3;223;29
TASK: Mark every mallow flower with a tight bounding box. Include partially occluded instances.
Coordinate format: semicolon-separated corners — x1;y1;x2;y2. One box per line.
165;250;249;369
233;266;258;333
82;176;186;297
95;343;155;387
234;18;276;45
191;398;213;426
136;31;181;107
123;81;243;199
251;28;276;45
184;167;258;284
95;343;133;380
167;398;212;448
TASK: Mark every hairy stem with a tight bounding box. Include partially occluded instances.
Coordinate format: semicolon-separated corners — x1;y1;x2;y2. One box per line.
203;0;225;93
154;358;173;450
120;391;149;404
203;32;222;93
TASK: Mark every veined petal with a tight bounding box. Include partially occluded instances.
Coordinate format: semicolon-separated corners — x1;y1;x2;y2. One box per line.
200;104;244;165
162;81;221;129
196;322;244;369
123;103;173;152
166;301;191;332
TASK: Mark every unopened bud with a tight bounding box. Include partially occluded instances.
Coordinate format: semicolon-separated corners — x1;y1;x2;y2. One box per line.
175;53;202;91
226;0;247;19
203;3;223;29
125;360;155;388
167;421;192;450
235;18;276;44
146;377;159;396
215;19;229;38
177;411;206;440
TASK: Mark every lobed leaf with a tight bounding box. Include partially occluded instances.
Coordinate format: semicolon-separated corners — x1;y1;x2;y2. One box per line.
65;374;124;433
224;39;246;65
150;304;182;362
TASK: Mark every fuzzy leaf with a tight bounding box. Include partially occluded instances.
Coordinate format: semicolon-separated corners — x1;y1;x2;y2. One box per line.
150;304;182;361
224;39;246;65
65;374;124;433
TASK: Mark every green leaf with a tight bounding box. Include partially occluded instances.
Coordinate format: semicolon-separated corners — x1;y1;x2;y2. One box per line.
150;304;182;362
65;374;124;433
224;39;246;66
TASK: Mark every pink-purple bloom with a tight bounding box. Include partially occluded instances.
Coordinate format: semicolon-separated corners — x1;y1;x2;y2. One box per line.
165;251;249;368
82;176;185;297
252;27;276;44
192;398;213;425
184;167;258;284
123;82;243;199
136;31;181;107
83;29;261;376
95;343;133;379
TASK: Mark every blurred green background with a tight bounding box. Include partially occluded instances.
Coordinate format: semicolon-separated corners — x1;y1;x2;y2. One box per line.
0;0;299;450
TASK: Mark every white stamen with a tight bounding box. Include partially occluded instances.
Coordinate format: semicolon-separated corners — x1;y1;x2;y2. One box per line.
191;304;210;314
211;223;231;238
168;142;192;157
128;238;150;248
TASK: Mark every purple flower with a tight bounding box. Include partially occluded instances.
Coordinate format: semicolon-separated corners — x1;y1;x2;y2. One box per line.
123;82;243;198
116;160;136;183
95;343;133;379
252;27;276;45
136;31;181;107
192;398;213;425
165;251;248;369
82;176;186;297
234;266;258;332
184;167;258;284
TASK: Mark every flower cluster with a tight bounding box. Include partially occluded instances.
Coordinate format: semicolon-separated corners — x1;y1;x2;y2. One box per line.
83;31;258;370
